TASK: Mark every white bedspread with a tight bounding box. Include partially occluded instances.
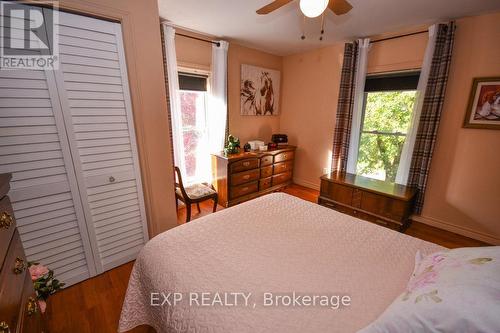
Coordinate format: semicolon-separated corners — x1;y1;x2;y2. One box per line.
119;193;444;333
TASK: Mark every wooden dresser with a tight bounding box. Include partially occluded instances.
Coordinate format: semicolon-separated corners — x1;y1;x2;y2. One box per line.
0;174;45;333
212;146;296;207
318;172;417;231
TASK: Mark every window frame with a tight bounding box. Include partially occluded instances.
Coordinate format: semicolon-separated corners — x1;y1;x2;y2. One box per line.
356;71;420;182
176;66;212;185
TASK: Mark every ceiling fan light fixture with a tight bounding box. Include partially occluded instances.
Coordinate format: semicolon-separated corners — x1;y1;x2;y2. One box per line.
299;0;329;18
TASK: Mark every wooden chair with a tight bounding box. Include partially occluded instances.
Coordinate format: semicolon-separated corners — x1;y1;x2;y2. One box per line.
174;166;218;223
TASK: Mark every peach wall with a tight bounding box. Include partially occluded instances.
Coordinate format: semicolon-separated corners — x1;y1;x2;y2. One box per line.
415;12;500;244
281;13;500;243
173;37;283;145
280;44;344;189
228;43;282;144
59;0;178;236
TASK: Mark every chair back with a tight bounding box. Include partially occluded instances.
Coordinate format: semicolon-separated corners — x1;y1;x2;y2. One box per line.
174;166;189;199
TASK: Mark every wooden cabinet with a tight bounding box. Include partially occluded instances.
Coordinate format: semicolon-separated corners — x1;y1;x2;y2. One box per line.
318;172;417;231
0;174;46;333
212;146;296;207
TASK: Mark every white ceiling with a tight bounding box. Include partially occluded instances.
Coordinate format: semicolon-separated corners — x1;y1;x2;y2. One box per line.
158;0;500;56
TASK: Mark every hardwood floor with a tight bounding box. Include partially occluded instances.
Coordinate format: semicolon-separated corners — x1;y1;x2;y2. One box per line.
45;184;487;333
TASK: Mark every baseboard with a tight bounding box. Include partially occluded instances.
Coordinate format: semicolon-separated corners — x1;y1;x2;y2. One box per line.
293;178;320;191
412;215;500;245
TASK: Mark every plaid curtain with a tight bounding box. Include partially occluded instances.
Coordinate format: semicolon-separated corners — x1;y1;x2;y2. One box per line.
160;25;176;167
408;22;456;214
331;41;359;172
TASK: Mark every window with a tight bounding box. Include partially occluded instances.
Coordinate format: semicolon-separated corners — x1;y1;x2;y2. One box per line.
178;72;210;184
356;72;420;182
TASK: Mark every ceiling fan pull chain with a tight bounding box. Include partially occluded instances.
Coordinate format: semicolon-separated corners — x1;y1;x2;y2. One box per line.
301;14;306;40
320;12;325;41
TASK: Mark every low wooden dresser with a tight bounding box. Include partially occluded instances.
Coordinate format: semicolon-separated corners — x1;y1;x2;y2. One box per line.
318;172;417;231
212;146;296;207
0;173;45;333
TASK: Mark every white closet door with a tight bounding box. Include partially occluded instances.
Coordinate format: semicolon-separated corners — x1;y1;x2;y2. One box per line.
0;6;96;286
52;11;149;273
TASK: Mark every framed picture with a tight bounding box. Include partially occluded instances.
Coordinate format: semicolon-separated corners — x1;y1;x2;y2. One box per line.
240;64;280;116
463;77;500;130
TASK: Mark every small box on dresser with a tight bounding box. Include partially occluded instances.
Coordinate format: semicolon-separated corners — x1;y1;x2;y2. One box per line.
0;173;46;333
318;172;417;231
212;146;296;207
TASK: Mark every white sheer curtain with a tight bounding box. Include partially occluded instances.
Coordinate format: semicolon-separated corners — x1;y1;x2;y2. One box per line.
395;25;438;185
346;38;371;174
207;40;229;155
162;25;186;177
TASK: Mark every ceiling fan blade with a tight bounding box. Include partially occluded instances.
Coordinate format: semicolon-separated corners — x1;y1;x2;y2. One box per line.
256;0;294;15
328;0;353;15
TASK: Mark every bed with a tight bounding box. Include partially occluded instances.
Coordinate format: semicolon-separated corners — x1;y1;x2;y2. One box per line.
118;193;444;333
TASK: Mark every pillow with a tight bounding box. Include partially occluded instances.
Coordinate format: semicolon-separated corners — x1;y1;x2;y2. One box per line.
358;246;500;333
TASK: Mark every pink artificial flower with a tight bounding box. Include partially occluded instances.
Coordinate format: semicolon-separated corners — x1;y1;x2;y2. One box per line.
408;269;438;292
37;300;47;314
29;264;49;281
430;254;446;265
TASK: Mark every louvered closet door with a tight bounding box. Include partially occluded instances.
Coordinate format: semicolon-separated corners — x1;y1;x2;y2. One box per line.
0;5;96;286
52;11;149;273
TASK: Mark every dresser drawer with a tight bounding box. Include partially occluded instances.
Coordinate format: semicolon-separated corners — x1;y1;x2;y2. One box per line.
0;231;27;332
320;182;353;206
274;150;294;163
260;155;273;167
231;169;260;186
260;165;273;178
229;181;258;199
259;177;272;191
318;199;400;231
230;158;260;173
18;272;45;333
272;171;292;186
0;196;16;269
273;161;293;175
361;191;407;222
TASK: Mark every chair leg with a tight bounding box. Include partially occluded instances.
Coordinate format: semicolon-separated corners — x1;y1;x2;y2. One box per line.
186;203;191;223
213;195;218;213
196;202;201;213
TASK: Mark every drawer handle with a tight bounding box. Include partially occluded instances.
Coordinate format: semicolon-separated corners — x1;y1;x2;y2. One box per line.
0;321;10;333
242;187;249;191
27;297;38;316
242;162;250;167
0;211;13;230
283;154;287;159
109;176;116;183
13;257;26;274
243;175;250;180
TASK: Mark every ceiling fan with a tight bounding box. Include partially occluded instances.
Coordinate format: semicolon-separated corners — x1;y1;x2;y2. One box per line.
256;0;353;18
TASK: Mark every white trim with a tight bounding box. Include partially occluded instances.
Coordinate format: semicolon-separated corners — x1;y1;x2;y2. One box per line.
412;215;500;245
293;178;320;191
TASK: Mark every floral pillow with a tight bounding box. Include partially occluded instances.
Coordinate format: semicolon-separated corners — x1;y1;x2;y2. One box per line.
358;246;500;333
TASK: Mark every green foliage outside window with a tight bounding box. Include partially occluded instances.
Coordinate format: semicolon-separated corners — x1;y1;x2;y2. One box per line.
357;91;416;182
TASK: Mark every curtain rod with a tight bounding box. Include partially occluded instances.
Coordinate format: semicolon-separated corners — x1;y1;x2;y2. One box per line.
370;30;427;44
176;32;220;47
